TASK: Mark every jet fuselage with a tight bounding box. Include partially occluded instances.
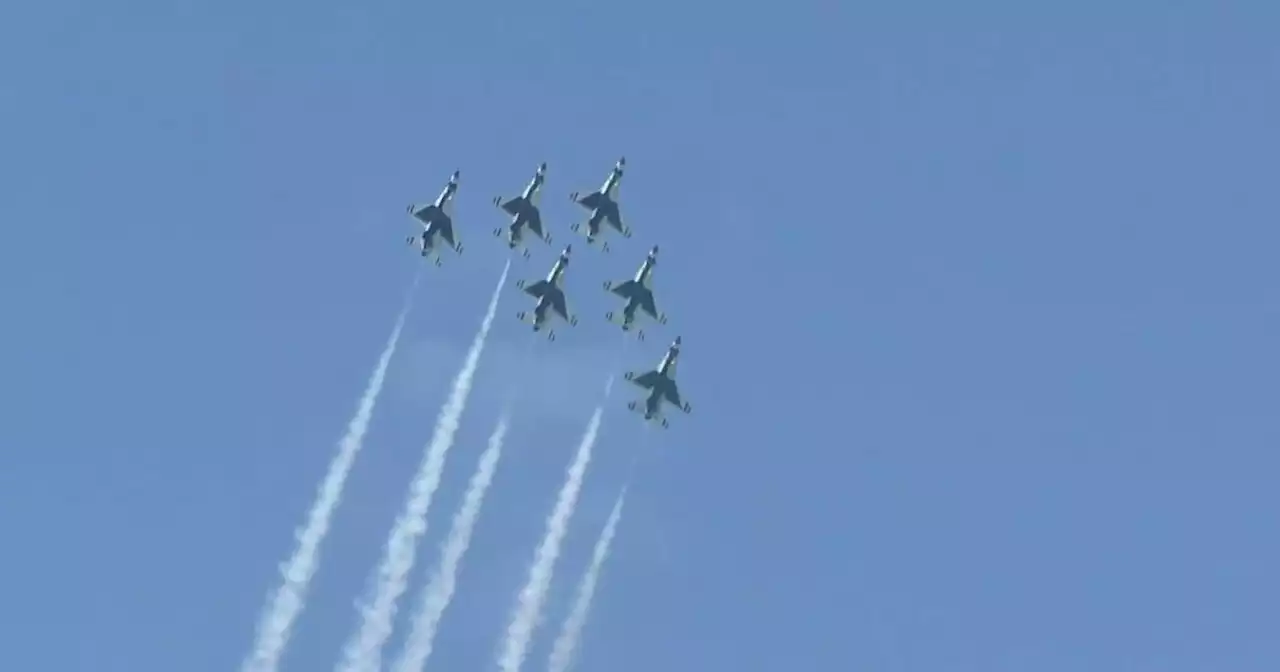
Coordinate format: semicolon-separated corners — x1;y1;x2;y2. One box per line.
515;246;575;336
496;164;549;253
620;256;655;321
571;158;628;247
407;171;462;265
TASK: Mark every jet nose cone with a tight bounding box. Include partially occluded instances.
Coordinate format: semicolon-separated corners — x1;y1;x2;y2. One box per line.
673;336;681;345
650;245;659;255
451;170;461;180
617;157;626;167
538;162;547;173
563;244;572;254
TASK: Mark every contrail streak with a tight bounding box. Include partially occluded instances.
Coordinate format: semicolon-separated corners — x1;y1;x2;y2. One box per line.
547;486;628;672
241;275;420;672
338;261;510;672
497;383;610;672
391;412;510;672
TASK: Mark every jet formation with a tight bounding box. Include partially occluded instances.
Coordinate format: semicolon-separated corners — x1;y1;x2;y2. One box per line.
401;158;692;429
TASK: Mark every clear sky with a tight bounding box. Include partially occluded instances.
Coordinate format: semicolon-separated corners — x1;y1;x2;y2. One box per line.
2;1;1278;671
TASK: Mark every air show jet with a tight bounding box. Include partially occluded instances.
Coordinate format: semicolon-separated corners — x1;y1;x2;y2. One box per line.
515;245;579;340
492;162;552;258
625;336;692;429
569;157;631;252
406;170;464;266
604;245;667;340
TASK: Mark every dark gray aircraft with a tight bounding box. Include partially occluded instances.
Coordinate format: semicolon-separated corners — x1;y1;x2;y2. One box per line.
625;336;692;428
603;245;667;340
492;162;551;259
406;170;463;266
569;157;631;252
515;245;579;340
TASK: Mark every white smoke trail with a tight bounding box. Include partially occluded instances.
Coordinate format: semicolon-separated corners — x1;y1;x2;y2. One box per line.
496;381;611;672
337;261;510;672
391;412;510;672
241;275;420;672
546;486;628;672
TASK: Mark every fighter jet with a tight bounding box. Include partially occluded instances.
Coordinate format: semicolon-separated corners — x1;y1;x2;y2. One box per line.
492;162;552;259
515;245;579;340
624;336;692;428
603;245;667;340
406;170;464;266
568;157;631;252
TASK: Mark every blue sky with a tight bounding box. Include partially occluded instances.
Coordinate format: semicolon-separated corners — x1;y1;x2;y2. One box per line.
2;1;1278;670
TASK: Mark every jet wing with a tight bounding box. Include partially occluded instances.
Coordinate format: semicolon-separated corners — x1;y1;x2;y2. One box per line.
549;290;570;321
522;279;552;298
628;371;663;389
661;381;684;409
637;291;660;319
410;205;439;226
525;208;545;239
436;216;458;249
609;279;640;299
499;196;525;216
576;192;604;210
606;208;627;234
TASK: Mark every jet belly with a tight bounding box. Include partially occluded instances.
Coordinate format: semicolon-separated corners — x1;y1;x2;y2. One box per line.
635;260;654;285
506;224;524;248
622;299;640;322
644;390;663;418
533;298;551;326
549;261;567;286
658;352;677;377
521;177;542;200
434;186;454;207
587;209;606;234
602;169;622;198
